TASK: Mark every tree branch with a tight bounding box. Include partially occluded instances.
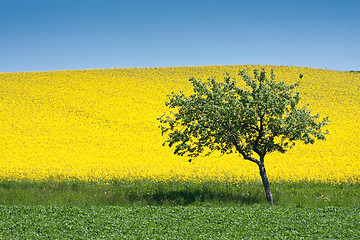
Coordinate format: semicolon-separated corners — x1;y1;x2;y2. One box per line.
253;113;265;158
224;125;260;165
264;135;275;156
233;139;260;165
200;108;262;165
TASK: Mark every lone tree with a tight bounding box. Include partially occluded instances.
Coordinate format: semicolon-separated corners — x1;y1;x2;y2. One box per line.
158;69;329;205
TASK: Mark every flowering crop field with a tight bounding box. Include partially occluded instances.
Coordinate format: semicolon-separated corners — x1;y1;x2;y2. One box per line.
0;65;359;183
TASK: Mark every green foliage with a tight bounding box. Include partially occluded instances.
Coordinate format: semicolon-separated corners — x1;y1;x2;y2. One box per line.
1;205;359;239
1;180;360;207
158;69;329;162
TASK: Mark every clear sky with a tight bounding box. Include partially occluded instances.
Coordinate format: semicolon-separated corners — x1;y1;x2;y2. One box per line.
1;0;359;73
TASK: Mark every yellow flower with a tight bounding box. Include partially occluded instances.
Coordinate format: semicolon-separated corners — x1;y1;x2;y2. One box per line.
0;65;359;183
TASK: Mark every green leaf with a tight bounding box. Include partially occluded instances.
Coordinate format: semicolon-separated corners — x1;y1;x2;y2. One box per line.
158;69;329;163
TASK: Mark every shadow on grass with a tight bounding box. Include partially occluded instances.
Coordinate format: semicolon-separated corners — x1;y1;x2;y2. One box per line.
113;180;266;206
0;180;266;206
135;188;263;206
3;180;359;206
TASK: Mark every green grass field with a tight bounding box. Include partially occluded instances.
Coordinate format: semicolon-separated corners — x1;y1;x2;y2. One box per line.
1;205;359;239
1;180;360;239
1;180;360;207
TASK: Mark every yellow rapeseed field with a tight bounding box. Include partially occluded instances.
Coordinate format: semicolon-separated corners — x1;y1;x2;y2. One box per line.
0;65;359;183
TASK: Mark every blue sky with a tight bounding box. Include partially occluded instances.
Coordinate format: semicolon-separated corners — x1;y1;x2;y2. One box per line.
1;0;359;73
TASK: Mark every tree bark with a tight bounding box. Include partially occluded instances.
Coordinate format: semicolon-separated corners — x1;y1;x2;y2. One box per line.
258;161;274;205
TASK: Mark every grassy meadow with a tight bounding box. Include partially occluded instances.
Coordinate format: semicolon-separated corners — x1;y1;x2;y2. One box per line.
1;65;360;238
1;180;360;207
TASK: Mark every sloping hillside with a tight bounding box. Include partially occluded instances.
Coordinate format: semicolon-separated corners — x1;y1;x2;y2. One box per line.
0;65;359;182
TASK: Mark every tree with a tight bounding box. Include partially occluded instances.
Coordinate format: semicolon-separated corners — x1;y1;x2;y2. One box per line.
158;68;329;205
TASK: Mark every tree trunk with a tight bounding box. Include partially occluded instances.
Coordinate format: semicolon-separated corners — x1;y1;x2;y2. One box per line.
258;161;274;205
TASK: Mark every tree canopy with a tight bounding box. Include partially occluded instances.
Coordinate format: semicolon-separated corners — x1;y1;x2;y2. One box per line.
158;68;329;204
